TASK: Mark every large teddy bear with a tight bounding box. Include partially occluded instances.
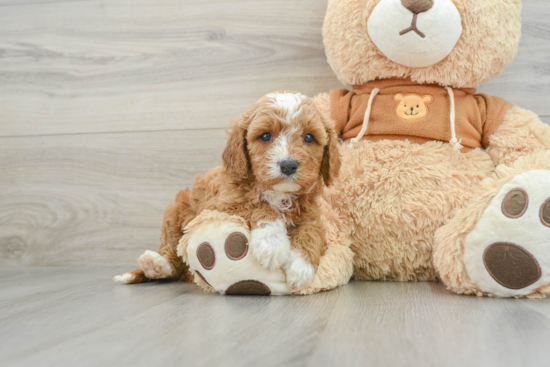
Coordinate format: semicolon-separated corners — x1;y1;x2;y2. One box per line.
314;0;550;298
118;0;550;298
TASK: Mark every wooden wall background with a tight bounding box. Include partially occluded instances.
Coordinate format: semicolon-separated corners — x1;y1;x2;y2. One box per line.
0;0;548;268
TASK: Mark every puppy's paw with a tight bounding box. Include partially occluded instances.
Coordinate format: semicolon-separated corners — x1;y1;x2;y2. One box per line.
284;249;316;290
138;250;173;279
113;269;146;284
113;272;135;284
250;219;291;270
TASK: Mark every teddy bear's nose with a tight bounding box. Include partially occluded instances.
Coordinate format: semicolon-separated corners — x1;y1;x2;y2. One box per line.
401;0;434;14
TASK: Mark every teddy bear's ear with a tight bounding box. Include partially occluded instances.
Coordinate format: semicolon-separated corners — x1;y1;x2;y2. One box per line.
422;95;434;104
222;117;250;182
393;93;404;102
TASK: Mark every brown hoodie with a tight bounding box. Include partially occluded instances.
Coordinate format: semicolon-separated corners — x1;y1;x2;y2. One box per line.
330;78;512;152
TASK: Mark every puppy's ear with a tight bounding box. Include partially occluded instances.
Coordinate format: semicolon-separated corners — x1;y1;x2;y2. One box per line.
320;120;342;187
222;118;250;182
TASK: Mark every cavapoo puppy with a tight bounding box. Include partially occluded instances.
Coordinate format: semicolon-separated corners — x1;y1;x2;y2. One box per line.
115;91;341;290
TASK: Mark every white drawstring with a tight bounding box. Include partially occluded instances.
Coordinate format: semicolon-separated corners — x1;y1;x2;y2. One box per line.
350;88;379;145
350;86;463;151
445;87;463;151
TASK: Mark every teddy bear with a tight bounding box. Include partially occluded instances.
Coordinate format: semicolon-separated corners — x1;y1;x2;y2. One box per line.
312;0;550;298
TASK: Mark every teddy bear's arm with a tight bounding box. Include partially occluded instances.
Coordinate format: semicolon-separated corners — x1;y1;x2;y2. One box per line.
487;107;550;167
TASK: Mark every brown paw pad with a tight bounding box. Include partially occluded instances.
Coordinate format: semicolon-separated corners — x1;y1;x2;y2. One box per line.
197;242;216;270
483;242;541;290
225;280;271;296
501;188;528;219
225;232;248;261
541;198;550;227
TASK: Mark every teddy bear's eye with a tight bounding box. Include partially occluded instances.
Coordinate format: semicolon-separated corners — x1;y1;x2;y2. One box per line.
260;133;272;142
417;105;419;108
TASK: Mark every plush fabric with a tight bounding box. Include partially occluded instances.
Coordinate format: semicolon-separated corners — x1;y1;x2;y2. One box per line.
324;138;494;281
313;0;550;298
180;210;292;295
367;0;463;68
434;152;550;299
323;0;522;89
329;78;512;150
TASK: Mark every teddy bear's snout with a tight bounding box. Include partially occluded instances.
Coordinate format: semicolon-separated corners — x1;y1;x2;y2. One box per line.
401;0;434;14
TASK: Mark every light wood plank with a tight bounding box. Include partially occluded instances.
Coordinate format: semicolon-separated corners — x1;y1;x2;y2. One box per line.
0;0;548;138
307;281;550;367
3;268;550;367
0;267;196;362
0;0;340;137
477;0;550;114
0;129;227;267
0;267;339;367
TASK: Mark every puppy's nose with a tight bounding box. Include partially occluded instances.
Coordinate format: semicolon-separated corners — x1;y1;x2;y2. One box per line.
280;159;299;176
401;0;434;14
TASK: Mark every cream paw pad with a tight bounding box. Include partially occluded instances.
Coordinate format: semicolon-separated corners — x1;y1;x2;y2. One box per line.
463;170;550;297
178;210;291;296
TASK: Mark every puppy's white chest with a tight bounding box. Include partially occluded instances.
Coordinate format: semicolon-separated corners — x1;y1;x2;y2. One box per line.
261;190;295;213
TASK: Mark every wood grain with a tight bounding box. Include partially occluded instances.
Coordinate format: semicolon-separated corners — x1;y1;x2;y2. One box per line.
1;267;340;367
0;129;227;267
2;267;550;367
0;0;548;138
307;281;550;367
0;0;340;137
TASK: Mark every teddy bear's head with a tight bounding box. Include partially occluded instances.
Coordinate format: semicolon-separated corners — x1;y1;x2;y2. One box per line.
323;0;522;89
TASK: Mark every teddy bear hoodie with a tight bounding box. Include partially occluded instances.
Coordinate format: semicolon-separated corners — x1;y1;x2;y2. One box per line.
330;78;512;152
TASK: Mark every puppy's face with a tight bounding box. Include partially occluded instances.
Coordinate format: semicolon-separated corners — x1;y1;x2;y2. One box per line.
246;93;327;194
222;91;340;194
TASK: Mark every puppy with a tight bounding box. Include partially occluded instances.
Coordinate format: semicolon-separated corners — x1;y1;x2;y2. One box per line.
114;91;341;290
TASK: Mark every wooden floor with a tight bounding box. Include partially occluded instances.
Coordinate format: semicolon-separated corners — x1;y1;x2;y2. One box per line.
2;267;550;367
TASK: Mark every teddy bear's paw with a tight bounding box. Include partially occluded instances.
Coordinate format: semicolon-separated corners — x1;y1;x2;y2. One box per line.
463;170;550;298
250;219;291;271
137;250;173;279
284;249;316;290
184;213;291;295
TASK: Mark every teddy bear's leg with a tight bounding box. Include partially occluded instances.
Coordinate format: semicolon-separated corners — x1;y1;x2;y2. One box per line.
179;210;292;295
434;150;550;298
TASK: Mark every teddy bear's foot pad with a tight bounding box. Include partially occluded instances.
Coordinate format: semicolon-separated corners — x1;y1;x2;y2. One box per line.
464;170;550;297
225;280;271;295
483;242;541;290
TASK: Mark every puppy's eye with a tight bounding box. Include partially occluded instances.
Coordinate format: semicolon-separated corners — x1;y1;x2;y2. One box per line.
304;134;315;144
260;133;272;142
